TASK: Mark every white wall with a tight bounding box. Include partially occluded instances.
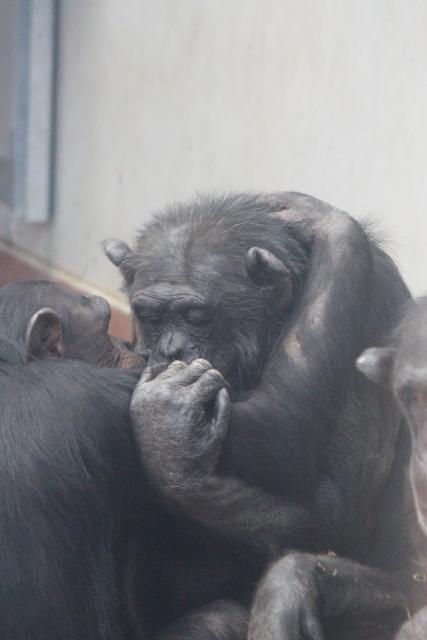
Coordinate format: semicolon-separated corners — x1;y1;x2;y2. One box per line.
2;0;427;297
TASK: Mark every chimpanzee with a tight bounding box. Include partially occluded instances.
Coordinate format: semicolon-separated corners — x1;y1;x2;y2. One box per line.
0;281;248;640
246;296;427;640
0;281;142;639
357;297;427;639
0;279;139;368
105;192;416;636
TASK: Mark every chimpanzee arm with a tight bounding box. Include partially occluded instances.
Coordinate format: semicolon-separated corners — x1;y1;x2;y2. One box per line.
249;552;421;640
131;212;373;561
131;359;318;561
222;210;373;491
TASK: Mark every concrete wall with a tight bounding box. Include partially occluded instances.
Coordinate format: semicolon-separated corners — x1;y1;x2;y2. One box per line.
1;0;426;299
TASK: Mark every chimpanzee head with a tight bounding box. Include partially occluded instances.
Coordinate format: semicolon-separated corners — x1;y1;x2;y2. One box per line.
0;280;142;368
105;193;310;391
357;297;427;534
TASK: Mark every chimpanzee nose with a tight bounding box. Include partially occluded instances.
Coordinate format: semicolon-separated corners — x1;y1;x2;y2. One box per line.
157;331;189;362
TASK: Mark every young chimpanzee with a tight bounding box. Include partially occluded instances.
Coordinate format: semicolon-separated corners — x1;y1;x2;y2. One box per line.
0;279;139;368
0;281;141;639
358;297;427;640
106;192;416;636
245;298;427;640
0;281;248;640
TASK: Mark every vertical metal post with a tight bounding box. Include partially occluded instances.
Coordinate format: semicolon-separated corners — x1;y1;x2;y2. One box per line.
14;0;56;223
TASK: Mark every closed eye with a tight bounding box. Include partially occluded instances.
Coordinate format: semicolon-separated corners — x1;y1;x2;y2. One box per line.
142;316;162;329
185;309;212;326
133;305;162;329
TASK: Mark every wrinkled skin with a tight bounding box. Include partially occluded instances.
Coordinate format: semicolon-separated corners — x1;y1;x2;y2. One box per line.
132;359;230;483
0;280;145;369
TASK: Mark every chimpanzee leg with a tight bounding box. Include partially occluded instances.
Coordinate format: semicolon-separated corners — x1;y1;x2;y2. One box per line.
249;552;416;640
158;600;248;640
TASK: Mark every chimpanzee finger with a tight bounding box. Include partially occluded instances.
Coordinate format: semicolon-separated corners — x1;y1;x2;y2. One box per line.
140;360;179;383
140;365;156;384
173;358;212;386
189;368;228;402
155;360;187;381
210;387;231;436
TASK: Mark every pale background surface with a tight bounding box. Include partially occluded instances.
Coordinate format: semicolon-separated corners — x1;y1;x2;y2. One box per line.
1;0;426;299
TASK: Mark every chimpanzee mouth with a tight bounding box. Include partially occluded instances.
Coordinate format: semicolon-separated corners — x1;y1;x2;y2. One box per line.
108;336;147;370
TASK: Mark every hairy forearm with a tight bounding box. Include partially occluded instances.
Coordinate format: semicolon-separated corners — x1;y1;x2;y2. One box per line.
149;466;319;562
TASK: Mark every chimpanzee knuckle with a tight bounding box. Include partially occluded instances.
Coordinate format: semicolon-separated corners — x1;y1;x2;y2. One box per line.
202;369;226;388
209;368;226;381
133;378;173;407
190;358;212;371
158;360;187;379
153;384;196;415
169;359;187;370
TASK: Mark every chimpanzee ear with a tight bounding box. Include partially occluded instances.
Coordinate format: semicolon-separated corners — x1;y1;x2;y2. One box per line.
356;347;396;386
246;247;292;310
25;308;65;360
103;239;136;286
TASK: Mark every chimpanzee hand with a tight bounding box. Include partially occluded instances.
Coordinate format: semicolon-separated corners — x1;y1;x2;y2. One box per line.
133;361;321;559
250;551;412;640
131;359;230;489
249;553;324;640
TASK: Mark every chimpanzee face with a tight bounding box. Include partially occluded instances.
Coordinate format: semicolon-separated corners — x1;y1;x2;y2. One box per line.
131;283;214;364
357;299;427;439
103;195;313;389
392;322;427;442
105;239;294;389
128;278;245;383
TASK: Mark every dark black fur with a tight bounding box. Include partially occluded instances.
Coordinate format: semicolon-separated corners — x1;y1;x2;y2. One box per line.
0;328;139;639
0;281;246;640
107;192;417;638
249;296;427;640
358;298;427;639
